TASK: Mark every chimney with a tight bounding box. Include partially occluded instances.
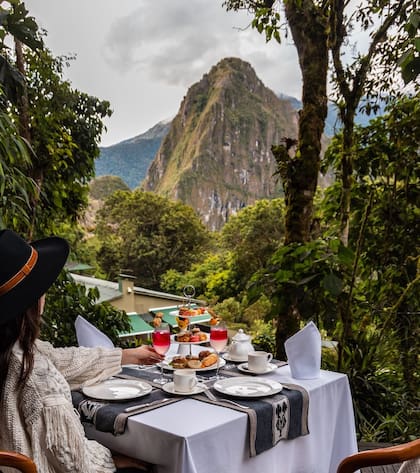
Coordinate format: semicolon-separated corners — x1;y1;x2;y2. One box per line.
118;272;136;313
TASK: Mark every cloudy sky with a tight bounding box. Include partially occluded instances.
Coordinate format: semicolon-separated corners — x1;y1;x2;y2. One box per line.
24;0;301;147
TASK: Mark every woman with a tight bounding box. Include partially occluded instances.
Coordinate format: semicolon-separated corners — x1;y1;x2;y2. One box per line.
0;229;163;472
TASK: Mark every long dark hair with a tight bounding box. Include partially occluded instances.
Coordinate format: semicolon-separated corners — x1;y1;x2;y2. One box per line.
0;300;42;400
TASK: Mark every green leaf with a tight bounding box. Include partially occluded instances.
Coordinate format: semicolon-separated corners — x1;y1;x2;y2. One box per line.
296;273;320;285
322;273;343;296
337;244;355;267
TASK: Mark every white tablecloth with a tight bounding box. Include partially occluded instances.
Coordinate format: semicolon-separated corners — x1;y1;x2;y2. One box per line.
85;364;357;473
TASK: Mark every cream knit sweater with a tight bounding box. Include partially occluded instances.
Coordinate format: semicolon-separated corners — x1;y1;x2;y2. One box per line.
0;340;123;473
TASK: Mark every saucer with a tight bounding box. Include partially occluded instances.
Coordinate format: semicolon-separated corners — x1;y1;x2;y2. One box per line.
162;382;207;396
223;353;248;363
237;363;278;375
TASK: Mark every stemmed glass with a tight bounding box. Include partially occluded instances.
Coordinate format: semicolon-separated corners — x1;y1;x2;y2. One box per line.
152;322;171;384
210;321;228;379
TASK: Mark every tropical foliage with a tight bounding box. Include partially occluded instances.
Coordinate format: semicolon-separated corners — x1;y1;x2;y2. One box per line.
11;47;111;237
95;190;211;288
224;0;419;365
0;107;35;228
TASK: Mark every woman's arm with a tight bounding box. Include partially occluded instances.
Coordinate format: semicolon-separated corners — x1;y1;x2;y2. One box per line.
37;340;164;389
36;340;122;388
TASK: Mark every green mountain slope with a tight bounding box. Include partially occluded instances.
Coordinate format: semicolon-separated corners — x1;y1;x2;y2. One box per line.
142;57;298;230
96;121;170;189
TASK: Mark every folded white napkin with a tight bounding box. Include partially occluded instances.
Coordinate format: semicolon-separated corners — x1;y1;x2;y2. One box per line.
75;315;115;349
284;321;321;379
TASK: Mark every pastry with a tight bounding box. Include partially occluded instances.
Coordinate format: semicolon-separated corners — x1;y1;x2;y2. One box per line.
187;359;202;369
176;317;189;331
198;350;212;360
185;355;199;361
171;356;187;369
201;353;218;368
176;332;191;343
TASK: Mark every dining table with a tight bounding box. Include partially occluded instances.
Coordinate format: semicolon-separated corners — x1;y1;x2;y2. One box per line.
79;345;358;473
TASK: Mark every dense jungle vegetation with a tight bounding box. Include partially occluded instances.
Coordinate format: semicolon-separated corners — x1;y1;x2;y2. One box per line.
0;0;418;443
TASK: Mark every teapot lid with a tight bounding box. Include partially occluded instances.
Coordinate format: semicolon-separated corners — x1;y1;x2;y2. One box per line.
232;328;251;342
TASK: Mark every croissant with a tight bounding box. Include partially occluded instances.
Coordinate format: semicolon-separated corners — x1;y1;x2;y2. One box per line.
201;353;218;368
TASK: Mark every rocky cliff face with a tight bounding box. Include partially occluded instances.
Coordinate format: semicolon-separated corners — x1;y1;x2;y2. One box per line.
142;57;299;230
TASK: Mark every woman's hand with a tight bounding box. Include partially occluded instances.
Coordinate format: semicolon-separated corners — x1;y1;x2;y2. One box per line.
121;345;164;366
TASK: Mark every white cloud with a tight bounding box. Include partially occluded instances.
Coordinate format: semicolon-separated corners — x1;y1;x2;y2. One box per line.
23;0;302;145
103;0;300;91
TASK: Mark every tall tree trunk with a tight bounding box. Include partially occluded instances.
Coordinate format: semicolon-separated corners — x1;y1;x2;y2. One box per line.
273;0;328;245
272;0;329;358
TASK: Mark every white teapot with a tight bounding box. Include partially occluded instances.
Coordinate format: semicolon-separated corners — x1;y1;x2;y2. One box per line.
228;329;254;361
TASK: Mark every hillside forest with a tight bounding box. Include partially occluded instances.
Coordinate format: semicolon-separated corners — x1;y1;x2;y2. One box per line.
0;0;419;443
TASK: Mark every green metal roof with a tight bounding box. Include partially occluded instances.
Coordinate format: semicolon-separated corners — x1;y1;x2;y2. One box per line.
119;313;154;337
149;305;211;328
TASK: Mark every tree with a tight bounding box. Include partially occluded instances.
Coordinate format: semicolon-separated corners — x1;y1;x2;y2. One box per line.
161;253;237;304
224;0;329;353
0;104;35;229
89;175;130;201
1;45;111;237
95;190;211;289
161;198;286;304
226;0;329;245
224;0;416;357
0;0;41;231
323;94;419;389
0;0;43;105
398;10;420;84
19;47;112;237
221;197;286;287
328;0;417;246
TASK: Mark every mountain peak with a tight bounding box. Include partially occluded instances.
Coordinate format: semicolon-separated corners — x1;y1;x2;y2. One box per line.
142;57;298;230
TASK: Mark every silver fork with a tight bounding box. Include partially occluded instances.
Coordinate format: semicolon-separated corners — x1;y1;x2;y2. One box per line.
203;388;250;409
203;386;217;401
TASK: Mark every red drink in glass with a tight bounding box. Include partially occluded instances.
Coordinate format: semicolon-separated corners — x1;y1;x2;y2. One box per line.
210;327;228;352
152;330;170;355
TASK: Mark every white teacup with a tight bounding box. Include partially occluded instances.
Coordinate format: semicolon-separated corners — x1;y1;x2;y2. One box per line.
247;351;273;372
173;370;198;393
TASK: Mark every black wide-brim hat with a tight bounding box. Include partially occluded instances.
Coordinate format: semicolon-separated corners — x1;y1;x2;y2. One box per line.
0;229;69;325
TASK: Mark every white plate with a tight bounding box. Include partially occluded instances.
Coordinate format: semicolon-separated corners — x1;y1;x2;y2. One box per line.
237;363;278;375
213;377;283;398
171;333;209;345
161;356;226;372
162;382;207;395
223;352;248;363
169;310;209;319
82;379;152;401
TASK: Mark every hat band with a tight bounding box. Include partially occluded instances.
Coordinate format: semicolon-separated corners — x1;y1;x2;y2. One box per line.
0;247;38;296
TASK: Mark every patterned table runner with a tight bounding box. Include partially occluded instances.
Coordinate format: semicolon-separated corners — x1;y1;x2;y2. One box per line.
72;388;182;435
193;382;309;456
